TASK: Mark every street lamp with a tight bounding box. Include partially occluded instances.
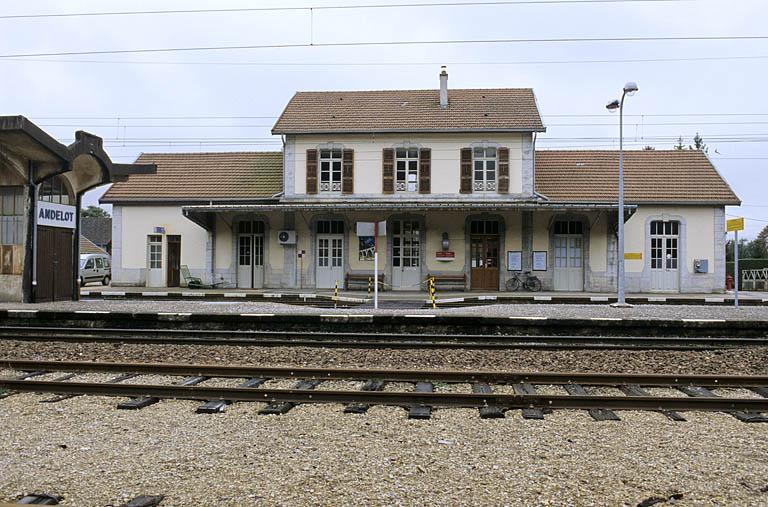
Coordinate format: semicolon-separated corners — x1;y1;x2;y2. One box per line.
606;81;638;306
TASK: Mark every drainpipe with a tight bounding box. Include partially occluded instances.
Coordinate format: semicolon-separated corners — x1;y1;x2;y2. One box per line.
22;161;36;303
532;132;537;196
72;193;82;300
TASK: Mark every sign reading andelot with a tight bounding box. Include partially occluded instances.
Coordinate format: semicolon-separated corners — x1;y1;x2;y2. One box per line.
37;201;76;229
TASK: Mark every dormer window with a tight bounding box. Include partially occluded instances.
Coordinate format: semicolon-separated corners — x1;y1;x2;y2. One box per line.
319;148;342;192
473;147;497;192
395;147;419;193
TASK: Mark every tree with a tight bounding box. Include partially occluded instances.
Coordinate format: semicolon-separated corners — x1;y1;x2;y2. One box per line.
642;146;656;150
674;137;685;150
80;205;110;218
752;225;768;259
690;132;708;153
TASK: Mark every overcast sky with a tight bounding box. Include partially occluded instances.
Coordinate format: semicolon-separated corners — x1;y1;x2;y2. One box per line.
1;0;766;237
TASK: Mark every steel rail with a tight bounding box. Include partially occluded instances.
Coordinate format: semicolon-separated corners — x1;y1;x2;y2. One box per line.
3;360;768;387
1;379;766;412
0;326;765;350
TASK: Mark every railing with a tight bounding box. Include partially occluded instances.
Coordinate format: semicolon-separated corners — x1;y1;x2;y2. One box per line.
742;268;768;291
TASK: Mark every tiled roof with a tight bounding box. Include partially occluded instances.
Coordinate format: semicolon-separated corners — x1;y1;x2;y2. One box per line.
535;150;740;205
80;217;111;246
272;89;545;134
101;152;283;202
79;235;108;256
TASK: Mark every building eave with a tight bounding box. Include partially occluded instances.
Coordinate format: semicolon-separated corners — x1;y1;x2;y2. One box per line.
272;127;546;135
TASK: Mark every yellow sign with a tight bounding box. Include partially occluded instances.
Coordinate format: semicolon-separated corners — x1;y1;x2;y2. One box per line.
624;252;642;260
727;217;744;232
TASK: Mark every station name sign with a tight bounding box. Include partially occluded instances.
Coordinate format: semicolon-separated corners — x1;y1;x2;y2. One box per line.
37;201;76;229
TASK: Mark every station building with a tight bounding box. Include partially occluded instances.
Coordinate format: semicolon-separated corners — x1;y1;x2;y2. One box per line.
0;116;153;302
102;73;739;293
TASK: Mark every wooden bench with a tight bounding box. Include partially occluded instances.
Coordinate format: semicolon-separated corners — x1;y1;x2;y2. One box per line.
427;273;467;291
345;273;385;291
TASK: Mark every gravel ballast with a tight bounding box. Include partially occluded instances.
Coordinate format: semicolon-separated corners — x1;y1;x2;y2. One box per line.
0;393;767;506
1;340;767;374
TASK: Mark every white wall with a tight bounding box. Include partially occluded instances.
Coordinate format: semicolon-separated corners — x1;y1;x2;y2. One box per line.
624;206;716;274
113;205;209;286
289;132;526;197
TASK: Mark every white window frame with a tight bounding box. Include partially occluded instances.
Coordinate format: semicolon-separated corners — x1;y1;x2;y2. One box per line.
394;145;420;193
148;234;163;270
472;145;498;192
318;147;343;193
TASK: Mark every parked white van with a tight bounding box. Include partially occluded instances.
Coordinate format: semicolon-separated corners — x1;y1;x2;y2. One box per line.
79;254;111;286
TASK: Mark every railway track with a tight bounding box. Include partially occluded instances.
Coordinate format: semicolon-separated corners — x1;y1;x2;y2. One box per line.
2;360;767;421
0;326;766;350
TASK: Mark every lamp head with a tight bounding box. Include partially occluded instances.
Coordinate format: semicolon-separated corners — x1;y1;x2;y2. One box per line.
606;99;620;113
623;81;639;96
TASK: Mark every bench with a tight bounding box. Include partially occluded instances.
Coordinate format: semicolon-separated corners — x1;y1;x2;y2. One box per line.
345;273;385;291
427;273;467;291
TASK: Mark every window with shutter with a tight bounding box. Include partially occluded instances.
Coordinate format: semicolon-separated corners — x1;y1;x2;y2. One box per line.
418;148;431;194
382;148;394;194
460;148;473;194
498;147;510;194
306;149;318;194
394;147;419;193
342;149;354;194
319;148;343;192
473;147;497;192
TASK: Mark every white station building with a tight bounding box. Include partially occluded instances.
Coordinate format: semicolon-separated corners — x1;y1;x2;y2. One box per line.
101;71;740;293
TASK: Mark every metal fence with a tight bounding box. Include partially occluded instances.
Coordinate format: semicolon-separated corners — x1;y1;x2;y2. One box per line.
742;268;768;291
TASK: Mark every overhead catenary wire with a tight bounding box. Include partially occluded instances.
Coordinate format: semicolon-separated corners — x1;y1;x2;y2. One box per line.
1;34;766;59
0;0;711;20
6;54;768;67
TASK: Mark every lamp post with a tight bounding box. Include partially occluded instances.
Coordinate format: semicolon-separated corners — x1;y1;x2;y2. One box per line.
606;81;638;306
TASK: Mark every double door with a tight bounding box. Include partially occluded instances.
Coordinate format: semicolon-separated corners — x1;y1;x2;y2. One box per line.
650;220;680;292
553;235;584;291
392;219;421;290
316;220;344;289
470;235;499;290
237;221;264;289
36;226;73;302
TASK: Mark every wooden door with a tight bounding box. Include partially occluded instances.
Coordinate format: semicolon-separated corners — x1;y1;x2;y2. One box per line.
36;226;73;302
470;236;499;290
166;235;181;287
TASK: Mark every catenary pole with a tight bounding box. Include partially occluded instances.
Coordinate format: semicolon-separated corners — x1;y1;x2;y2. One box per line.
735;229;739;308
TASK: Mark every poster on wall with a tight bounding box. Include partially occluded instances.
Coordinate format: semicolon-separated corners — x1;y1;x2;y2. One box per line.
532;251;548;271
507;251;522;271
359;236;375;261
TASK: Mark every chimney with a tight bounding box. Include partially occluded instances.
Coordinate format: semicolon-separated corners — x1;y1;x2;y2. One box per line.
439;66;448;109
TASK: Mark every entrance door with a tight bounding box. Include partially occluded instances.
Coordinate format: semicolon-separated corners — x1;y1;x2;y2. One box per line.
553;221;584;291
469;220;500;290
36;225;73;302
166;235;181;287
650;220;680;292
392;219;421;290
316;220;344;289
236;221;265;289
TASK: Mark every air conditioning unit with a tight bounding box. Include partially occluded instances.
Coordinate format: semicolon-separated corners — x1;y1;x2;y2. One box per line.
277;230;297;245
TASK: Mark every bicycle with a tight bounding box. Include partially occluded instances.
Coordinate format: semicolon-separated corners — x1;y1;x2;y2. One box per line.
506;271;542;292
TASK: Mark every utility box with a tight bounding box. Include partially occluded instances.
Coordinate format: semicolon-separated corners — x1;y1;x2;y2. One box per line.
693;259;708;273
